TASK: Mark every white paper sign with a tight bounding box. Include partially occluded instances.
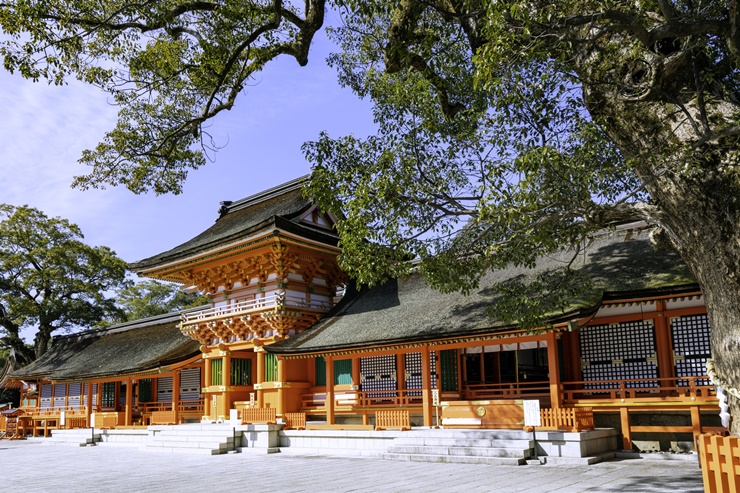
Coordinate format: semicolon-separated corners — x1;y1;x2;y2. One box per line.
523;400;541;427
431;389;440;407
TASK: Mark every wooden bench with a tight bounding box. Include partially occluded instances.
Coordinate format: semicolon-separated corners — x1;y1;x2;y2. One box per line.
375;410;411;431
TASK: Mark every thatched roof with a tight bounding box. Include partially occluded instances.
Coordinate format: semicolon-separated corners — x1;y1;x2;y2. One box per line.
8;311;202;382
268;230;697;355
130;176;338;271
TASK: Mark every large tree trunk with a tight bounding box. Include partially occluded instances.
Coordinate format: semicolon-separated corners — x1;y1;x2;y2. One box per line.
580;47;740;434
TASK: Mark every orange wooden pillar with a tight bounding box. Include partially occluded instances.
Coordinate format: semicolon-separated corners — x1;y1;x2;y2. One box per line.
222;354;231;414
86;381;94;426
352;358;361;388
653;300;675;381
124;378;133;426
546;331;562;408
421;346;433;427
352;357;367;425
325;355;335;425
256;350;265;408
397;353;406;391
620;407;632;451
276;357;285;415
172;370;181;424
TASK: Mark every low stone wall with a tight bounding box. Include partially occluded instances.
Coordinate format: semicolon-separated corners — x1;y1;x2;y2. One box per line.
279;429;404;457
531;428;619;459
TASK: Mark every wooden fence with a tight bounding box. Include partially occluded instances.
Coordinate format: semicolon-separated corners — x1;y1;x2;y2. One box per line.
699;433;740;493
284;412;307;430
538;407;595;432
241;407;277;424
375;410;410;431
150;410;177;425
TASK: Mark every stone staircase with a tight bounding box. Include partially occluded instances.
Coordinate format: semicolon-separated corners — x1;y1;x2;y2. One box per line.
381;429;534;465
145;424;242;455
46;428;100;447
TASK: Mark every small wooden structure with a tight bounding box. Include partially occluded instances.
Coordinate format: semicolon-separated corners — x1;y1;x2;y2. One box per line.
240;406;277;425
699;433;740;493
0;409;26;440
375;410;411;431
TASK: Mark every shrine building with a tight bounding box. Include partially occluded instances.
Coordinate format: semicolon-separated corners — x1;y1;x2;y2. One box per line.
1;175;722;453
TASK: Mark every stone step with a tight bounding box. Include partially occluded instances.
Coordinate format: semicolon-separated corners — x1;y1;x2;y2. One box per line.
392;437;532;448
403;430;530;440
148;435;235;444
141;446;226;455
381;452;526;466
147;439;233;451
42;439;94;447
387;445;531;458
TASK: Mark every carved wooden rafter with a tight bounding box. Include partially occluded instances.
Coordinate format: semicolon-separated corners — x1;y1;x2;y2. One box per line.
209;319;233;343
181;323;214;345
269;241;299;283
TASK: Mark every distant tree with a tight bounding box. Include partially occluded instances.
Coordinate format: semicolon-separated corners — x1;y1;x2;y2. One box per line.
0;205;129;364
0;348;20;407
105;279;210;325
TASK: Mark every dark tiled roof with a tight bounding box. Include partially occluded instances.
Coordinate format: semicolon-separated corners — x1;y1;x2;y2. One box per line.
130;176;337;271
9;311;201;381
268;231;697;354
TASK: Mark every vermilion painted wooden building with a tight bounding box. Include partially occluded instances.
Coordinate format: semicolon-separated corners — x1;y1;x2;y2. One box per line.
2;176;722;449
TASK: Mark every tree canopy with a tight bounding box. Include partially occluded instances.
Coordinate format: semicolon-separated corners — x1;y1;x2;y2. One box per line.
100;279;210;327
0;205;129;364
1;1;739;431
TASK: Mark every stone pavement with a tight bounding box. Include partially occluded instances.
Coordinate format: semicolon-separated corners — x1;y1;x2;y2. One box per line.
0;440;703;493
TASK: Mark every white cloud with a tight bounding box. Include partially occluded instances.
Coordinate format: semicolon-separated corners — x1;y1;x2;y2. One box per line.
0;29;375;266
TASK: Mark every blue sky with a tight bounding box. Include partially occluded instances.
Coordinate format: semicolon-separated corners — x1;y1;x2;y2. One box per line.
0;14;375;268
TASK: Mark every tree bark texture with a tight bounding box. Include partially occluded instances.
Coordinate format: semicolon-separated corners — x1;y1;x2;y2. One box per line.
579;48;740;434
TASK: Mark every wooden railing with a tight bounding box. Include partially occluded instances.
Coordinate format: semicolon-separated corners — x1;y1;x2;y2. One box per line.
138;402;171;413
561;376;715;403
538;407;594;432
178;400;204;412
300;390;425;411
182;293;330;325
284;412;307;430
356;390;424;407
699;433;740;493
375;410;411;431
241;407;277;424
464;381;551;400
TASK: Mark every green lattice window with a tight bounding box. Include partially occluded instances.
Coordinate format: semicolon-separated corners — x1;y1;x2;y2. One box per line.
211;358;223;386
101;382;116;408
231;358;252;386
440;349;459;392
315;357;326;386
138;379;153;402
265;353;279;381
334;359;352;385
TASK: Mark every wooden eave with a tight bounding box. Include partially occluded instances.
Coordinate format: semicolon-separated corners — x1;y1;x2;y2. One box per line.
139;228;342;285
275;326;567;360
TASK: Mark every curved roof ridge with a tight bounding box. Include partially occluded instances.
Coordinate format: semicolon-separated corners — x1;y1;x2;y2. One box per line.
219;175;310;218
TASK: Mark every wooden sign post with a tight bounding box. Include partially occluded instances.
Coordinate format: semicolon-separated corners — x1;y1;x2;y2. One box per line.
523;400;541;463
431;389;440;428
